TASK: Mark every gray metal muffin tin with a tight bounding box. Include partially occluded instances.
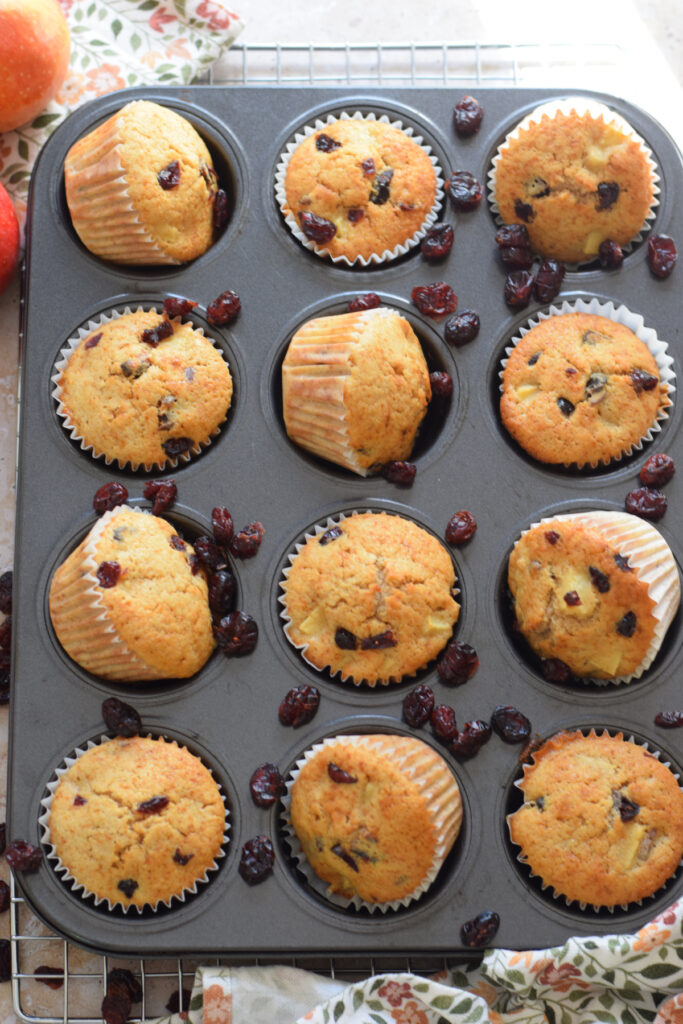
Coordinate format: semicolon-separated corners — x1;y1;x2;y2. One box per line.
8;84;683;958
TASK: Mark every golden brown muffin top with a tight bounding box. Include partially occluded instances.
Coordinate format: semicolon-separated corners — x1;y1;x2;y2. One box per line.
48;736;225;908
508;730;683;907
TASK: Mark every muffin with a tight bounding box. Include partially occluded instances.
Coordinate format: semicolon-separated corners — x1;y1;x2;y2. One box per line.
287;733;462;906
49;506;215;682
64;100;221;265
278;114;440;263
507;510;680;682
508;730;683;907
280;512;459;685
491;99;657;263
44;735;226;909
53;308;233;470
282;307;431;475
500;311;670;468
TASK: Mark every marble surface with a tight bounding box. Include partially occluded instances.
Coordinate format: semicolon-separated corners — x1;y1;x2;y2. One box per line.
1;1;683;1020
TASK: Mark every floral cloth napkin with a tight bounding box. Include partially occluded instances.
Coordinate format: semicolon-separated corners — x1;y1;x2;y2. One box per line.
152;899;683;1024
0;0;244;236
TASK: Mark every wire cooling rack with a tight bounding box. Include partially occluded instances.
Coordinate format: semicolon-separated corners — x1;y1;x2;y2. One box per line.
9;39;629;1024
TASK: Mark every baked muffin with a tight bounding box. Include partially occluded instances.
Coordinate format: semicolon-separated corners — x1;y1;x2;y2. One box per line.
492;99;656;263
288;733;462;906
54;308;233;470
500;312;669;468
508;730;683;907
280;512;459;685
64;100;221;265
45;736;226;909
507;510;680;681
282;307;431;475
279;115;439;263
49;506;215;682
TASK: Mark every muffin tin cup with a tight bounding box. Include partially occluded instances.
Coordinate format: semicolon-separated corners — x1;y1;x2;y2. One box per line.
52;306;231;472
38;733;230;913
506;728;683;911
487;96;660;268
274;110;445;266
498;296;676;469
281;733;463;913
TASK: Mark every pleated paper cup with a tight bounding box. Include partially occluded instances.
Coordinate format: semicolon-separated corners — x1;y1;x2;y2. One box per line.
282;733;462;912
39;734;229;913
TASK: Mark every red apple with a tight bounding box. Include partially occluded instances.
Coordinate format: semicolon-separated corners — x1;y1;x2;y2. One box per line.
0;0;71;133
0;182;20;294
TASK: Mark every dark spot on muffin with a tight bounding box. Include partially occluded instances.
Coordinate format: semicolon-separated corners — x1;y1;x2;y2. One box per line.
589;566;610;592
514;199;534;222
527;352;541;366
331;844;359;872
117;878;138;898
173;849;194;865
525;177;549;198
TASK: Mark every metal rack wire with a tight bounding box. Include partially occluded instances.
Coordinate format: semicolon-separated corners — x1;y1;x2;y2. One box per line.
10;39;628;1024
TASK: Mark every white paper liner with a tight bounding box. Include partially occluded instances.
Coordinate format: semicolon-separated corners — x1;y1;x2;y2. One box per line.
498;297;675;468
487;97;660;267
278;510;460;686
281;733;462;912
274;111;444;266
512;509;681;686
38;734;229;913
52;305;231;471
507;729;683;911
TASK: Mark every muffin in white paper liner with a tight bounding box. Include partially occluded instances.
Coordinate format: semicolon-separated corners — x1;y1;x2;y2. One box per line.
52;306;232;472
498;297;675;469
278;510;460;686
281;733;463;913
275;111;444;266
39;734;229;913
488;97;660;266
510;509;680;686
506;729;683;912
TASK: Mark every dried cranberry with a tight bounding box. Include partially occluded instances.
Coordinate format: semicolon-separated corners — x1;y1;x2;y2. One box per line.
495;224;530;249
5;838;42;872
499;246;534;270
647;235;677;279
617;611;637;637
445;510;477;544
0;617;10;650
598;239;624;269
557;397;575;417
540;658;574;684
328;762;358;784
137;796;169;816
625;486;667;521
421;223;454;261
211;506;234;546
630;369;658;394
169;535;185;552
614;553;633;572
335;627;357;650
194;535;227;572
173;849;193;865
429;371;453;399
361;158;375;175
451;720;491;758
208;569;237;617
230;522;265;558
503;270;533;309
438;640;479;686
411;282;458;319
616;793;639;821
207;289;241;326
347;208;364;223
360;630;397;649
34;966;63;989
319;526;343;545
157;160;181;189
0;940;9;983
166;989;192;1014
143;479;177;514
239;835;274;885
0;572;11;615
249;763;284;807
331;844;358;871
654;710;683;728
0;880;9;913
431;704;458;742
564;591;581;606
84;331;102;349
533;259;565;302
461;910;500;947
107;969;142;1004
381;461;416;485
102;697;141;737
93;482;128;515
491;705;531;743
0;664;9;705
299;211;336;244
588;566;610;593
117;878;138;899
453;95;483;136
162;298;198;321
446;170;483;211
348;292;381;312
640;453;675;487
0;824;5;855
402;683;435;728
278;684;319;727
596;181;619;209
213;189;229;233
73;795;87;806
514;199;534;223
97;561;121;588
141;320;173;347
213;611;258;656
370;169;394;205
162;437;194;458
444;310;480;346
101;990;130;1024
545;530;559;544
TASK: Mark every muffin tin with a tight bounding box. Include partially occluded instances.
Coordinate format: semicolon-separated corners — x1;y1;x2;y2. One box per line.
9;84;683;957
